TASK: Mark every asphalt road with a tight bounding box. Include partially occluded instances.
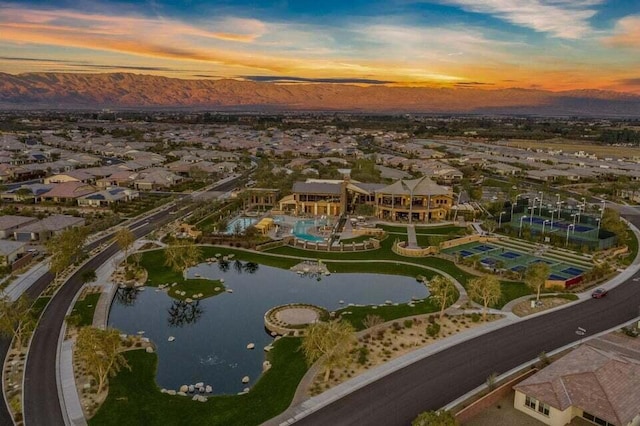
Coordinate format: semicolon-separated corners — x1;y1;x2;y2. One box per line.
7;180;637;426
0;176;241;426
295;212;640;426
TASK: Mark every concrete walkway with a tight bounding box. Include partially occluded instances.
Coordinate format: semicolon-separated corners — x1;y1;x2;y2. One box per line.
0;260;49;302
407;224;418;248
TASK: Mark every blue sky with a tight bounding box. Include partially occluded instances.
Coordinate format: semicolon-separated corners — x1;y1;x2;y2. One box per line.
2;0;640;92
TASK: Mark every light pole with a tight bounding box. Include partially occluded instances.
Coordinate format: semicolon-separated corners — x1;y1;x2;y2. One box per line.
519;215;528;237
557;201;563;221
566;224;575;246
572;213;577;226
600;200;606;219
542;219;550;234
549;208;556;230
499;211;506;229
538;191;544;215
596;218;601;233
529;206;535;225
511;193;524;218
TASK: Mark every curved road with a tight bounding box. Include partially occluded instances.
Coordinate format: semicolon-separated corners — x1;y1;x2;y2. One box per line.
295;210;640;426
8;195;640;426
0;177;240;426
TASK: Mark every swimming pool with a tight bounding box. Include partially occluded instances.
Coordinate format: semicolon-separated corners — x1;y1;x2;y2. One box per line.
293;219;327;242
225;217;257;234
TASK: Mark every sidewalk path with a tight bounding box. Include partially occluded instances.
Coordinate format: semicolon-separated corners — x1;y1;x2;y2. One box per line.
0;260;49;302
407;225;418;248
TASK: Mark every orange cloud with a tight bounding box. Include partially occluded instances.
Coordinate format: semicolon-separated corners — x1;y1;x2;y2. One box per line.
604;15;640;49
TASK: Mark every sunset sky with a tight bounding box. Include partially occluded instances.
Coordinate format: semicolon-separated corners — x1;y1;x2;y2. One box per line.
1;0;640;93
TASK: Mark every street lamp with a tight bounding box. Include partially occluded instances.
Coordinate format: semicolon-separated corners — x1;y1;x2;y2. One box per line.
519;215;528;237
596;217;601;233
549;209;556;230
511;193;525;218
538;191;544;215
542;219;550;234
572;213;577;226
499;211;506;229
529;206;535;225
566;224;575;246
600;200;606;219
557;201;564;220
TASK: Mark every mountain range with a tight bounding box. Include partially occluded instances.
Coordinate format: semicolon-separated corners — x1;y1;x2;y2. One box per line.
1;72;640;116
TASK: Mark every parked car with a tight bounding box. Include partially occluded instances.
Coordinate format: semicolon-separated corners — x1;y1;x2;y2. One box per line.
591;288;608;299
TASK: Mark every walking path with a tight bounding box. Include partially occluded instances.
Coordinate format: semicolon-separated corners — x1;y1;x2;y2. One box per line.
407;225;418;248
0;260;49;302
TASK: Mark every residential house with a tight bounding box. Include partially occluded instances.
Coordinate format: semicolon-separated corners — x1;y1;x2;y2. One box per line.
133;168;183;191
44;170;95;184
0;215;39;238
77;188;139;207
514;333;640;426
95;171;138;189
40;182;97;203
13;215;86;242
1;184;54;203
0;240;27;266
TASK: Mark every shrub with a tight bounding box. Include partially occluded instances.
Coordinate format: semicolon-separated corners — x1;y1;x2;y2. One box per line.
357;347;369;365
404;319;414;329
426;322;441;337
470;313;481;323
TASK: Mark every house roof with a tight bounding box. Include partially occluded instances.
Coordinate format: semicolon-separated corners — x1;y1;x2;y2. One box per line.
14;215;85;233
376;176;451;196
292;181;342;195
514;334;640;425
0;239;27;256
0;215;38;230
41;182;97;199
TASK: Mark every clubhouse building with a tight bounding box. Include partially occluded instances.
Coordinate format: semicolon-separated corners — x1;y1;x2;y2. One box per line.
278;176;454;222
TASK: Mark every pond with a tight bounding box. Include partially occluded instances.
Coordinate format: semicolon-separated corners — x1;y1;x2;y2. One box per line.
108;261;429;395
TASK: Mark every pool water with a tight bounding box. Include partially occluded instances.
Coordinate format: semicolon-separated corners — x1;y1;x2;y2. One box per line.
225;217;257;234
108;261;428;395
293;219;327;242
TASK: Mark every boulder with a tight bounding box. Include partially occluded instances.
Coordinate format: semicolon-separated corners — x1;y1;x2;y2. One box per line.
145;346;154;353
167;390;176;395
177;391;187;397
188;385;195;393
179;385;188;393
246;343;255;350
242;376;250;384
262;361;272;372
205;385;212;393
195;382;204;388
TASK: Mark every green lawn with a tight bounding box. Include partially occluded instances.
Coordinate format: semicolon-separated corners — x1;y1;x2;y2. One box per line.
70;293;101;327
494;281;531;309
376;224;467;236
139;250;226;300
339;296;445;330
90;338;307;426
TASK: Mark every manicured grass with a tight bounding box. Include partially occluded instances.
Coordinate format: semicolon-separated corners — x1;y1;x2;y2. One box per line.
90;337;307;426
326;262;440;279
139;250;225;300
31;296;51;319
70;293;101;327
199;247;300;270
339;296;445;331
376;224;467;236
494;281;531;309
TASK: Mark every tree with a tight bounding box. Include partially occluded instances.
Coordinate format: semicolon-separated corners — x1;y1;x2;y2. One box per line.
0;295;36;349
467;275;502;321
428;276;457;319
362;314;384;330
115;228;135;265
601;207;629;247
412;410;458;426
75;327;130;394
81;269;97;284
525;262;551;302
163;240;202;273
301;320;356;382
46;226;89;279
482;219;497;234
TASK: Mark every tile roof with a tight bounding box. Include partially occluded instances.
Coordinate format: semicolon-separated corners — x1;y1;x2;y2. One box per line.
515;334;640;425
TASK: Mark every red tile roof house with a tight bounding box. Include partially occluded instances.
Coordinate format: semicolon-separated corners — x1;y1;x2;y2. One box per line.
514;333;640;426
13;215;85;242
40;182;97;203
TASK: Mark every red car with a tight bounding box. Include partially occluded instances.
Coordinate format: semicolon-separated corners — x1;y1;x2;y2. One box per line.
591;288;608;299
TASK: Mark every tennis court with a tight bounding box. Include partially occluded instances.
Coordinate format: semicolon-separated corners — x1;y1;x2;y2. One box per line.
443;240;591;281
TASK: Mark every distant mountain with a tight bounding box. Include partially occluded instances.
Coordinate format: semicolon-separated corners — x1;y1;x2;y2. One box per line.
1;72;639;116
